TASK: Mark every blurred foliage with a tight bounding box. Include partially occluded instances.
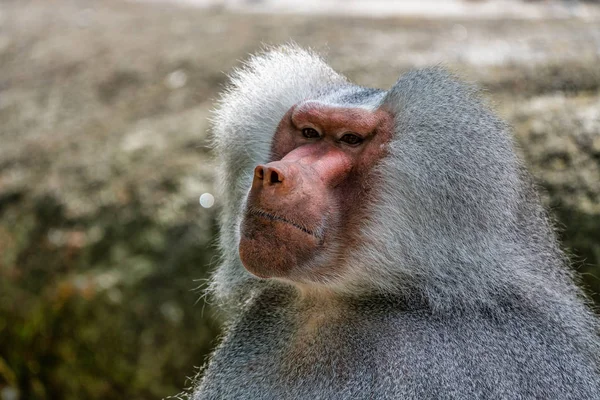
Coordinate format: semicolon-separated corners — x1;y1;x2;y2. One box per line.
0;1;599;400
0;191;221;399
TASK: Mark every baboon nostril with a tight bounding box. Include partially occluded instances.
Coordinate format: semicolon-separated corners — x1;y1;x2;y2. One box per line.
255;166;265;180
269;170;282;184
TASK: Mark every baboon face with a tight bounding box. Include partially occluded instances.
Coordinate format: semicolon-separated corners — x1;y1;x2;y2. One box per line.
239;100;393;283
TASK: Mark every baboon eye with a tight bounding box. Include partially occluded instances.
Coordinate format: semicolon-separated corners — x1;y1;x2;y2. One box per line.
340;133;363;146
301;128;320;139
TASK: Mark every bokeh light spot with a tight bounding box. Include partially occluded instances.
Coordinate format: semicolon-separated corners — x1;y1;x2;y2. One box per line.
200;193;215;208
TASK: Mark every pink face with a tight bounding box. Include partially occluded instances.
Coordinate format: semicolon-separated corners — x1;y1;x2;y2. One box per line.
239;101;393;283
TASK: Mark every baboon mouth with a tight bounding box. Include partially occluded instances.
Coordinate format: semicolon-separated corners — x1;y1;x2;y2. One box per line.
249;209;323;241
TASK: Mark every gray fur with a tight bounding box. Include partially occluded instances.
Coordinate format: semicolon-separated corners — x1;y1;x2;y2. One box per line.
191;45;600;399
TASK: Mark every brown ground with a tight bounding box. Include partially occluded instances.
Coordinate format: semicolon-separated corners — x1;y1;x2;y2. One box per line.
0;1;599;399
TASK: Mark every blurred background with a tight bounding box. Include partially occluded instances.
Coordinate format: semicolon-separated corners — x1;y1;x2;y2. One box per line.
1;0;599;399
